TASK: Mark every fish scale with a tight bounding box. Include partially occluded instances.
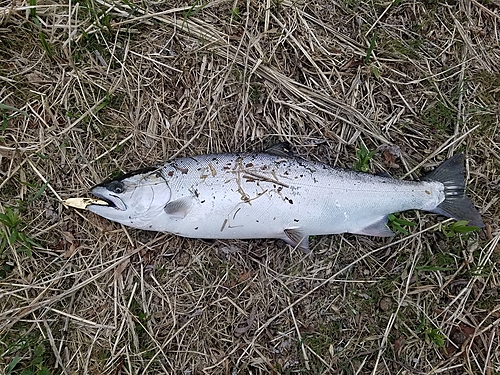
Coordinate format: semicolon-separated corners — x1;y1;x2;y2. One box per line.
86;145;484;252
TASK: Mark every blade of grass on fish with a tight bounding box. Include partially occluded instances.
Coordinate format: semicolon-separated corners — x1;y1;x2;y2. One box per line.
388;213;416;235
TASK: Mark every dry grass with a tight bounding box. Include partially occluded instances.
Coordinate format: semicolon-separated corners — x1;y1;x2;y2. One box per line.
0;0;499;373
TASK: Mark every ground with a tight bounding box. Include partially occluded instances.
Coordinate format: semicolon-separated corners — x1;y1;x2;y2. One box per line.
0;0;499;374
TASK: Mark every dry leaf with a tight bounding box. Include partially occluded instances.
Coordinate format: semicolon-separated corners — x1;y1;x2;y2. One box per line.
238;271;251;283
442;324;475;358
394;335;406;355
64;242;79;258
61;230;75;243
380;144;401;169
114;258;131;281
234;307;257;337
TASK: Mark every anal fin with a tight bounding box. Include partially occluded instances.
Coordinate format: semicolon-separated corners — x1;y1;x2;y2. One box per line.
283;228;310;253
354;217;394;237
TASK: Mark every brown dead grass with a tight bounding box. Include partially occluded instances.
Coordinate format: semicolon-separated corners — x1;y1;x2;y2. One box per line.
0;0;499;374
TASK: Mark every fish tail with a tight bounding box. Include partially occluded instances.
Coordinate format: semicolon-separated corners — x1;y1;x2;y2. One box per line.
422;154;484;228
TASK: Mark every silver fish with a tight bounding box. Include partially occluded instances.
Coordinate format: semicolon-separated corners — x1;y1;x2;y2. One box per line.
87;144;484;252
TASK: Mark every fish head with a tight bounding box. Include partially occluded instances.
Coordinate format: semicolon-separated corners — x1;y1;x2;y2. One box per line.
88;168;171;229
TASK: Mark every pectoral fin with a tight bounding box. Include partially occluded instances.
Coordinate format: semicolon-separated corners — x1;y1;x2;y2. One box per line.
164;197;194;219
283;228;310;253
354;217;394;237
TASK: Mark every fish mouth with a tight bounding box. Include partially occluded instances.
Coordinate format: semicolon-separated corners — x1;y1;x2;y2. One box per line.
90;187;127;211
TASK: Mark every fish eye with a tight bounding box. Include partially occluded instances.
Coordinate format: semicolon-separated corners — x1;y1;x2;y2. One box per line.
107;181;125;194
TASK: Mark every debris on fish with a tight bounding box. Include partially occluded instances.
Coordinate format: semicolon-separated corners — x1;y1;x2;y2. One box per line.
63;197;109;210
84;144;484;252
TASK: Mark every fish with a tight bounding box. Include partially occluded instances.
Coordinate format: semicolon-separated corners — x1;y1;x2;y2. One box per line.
82;144;484;252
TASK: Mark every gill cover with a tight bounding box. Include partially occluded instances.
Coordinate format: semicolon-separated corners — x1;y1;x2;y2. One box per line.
88;168;171;230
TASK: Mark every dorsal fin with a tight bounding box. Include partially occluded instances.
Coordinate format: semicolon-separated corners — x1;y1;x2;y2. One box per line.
265;142;294;158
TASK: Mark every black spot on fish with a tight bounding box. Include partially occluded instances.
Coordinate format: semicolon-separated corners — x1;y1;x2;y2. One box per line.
168;171;174;177
201;200;205;203
195;227;198;230
294;219;299;222
289;199;293;204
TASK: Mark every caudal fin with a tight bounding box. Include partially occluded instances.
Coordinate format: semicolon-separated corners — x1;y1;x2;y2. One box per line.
422;154;484;228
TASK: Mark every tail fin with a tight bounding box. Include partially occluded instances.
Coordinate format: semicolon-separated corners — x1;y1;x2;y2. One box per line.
422;154;484;228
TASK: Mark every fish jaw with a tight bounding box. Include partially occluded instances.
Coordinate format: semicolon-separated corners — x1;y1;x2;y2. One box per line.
90;186;128;211
87;188;168;230
87;187;130;224
87;169;172;230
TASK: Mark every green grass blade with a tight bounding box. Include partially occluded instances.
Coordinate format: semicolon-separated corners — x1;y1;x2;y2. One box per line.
365;32;377;64
0;104;29;117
